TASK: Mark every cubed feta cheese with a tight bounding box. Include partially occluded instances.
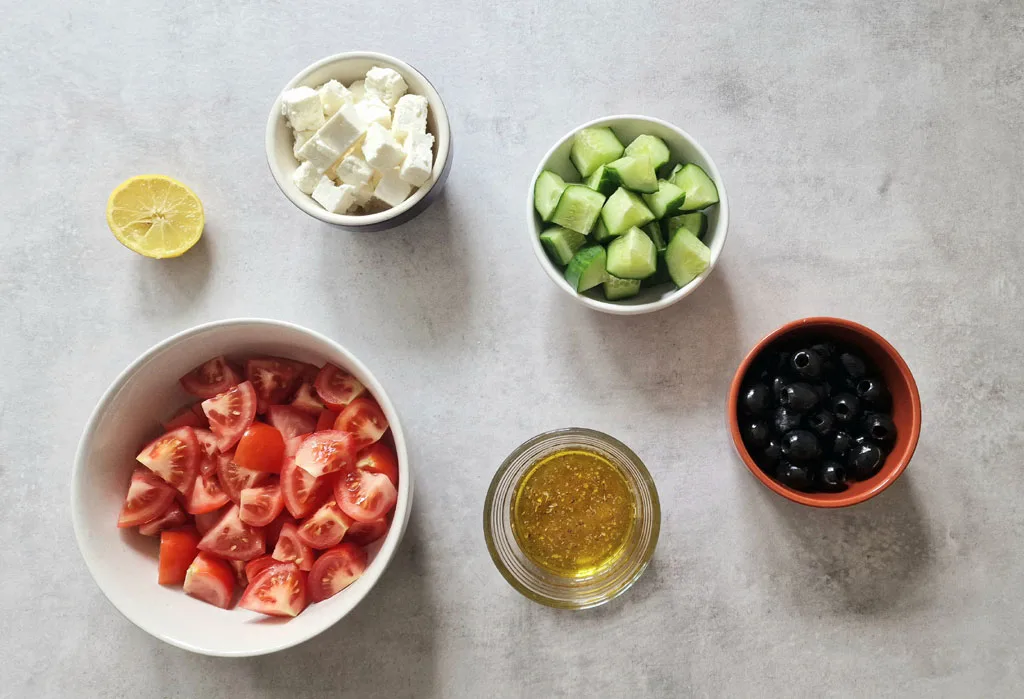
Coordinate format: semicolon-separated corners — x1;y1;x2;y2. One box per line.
281;86;324;131
311;177;357;214
297;136;342;173
362;123;404;169
316;103;367;154
364;66;408;108
373;169;412;208
292;161;321;194
318;80;353;117
334;155;375;188
391;94;428;142
399;131;434;187
355;95;392;128
348;80;366;102
352;183;375;207
293;129;316;160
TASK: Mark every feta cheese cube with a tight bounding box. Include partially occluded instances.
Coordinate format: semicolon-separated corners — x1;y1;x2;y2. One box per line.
352;183;375;207
391;94;428;142
297;136;342;173
292;161;321;194
281;86;324;131
316;103;367;154
362;123;404;169
348;80;366;102
318;80;353;117
293;129;316;160
311;177;357;214
364;66;408;108
355;95;392;128
373;169;412;208
399;131;434;187
334;155;375;188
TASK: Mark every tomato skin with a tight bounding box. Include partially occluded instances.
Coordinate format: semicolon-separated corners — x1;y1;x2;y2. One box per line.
234;422;285;473
266;405;316;441
201;381;258;452
314;363;365;410
265;512;296;550
355;442;399;487
194;507;227;536
272;522;315;571
183;552;236;609
197;504;266;561
239;481;285;527
334;398;389;449
244;554;277;582
239;562;308;617
163;405;204;431
334;467;398;523
294;430;358;478
118;468;178;528
180;356;242;399
296;500;353;549
315;409;339;432
217;455;270;503
308;543;368;602
193;429;220;477
159;528;201;585
291;382;325;415
344;517;390;547
185;472;231;515
136;427;201;495
246;357;302;413
138;501;188;536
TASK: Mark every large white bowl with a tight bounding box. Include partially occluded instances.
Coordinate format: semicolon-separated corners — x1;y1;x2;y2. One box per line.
527;115;729;315
71;319;412;657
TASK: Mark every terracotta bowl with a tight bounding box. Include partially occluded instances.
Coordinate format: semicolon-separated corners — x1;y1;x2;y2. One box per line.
728;317;922;507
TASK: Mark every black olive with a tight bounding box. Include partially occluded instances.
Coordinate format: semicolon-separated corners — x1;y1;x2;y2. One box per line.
762;439;782;469
831;393;861;424
831;431;854;457
862;412;897;445
856;377;891;409
773;406;804;434
780;382;820;413
775;461;813;491
810;342;837;360
790;349;824;379
741;420;771;450
771;376;787;402
780;429;822;464
839;352;867;379
816;461;849;492
807;409;836;437
848;442;885;479
741;384;772;416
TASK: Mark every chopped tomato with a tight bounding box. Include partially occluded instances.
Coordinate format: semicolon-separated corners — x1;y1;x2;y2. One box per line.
244;554;277;582
118;468;177;528
271;522;315;571
229;559;248;586
239;561;308;617
158;528;200;585
283;435;306;459
295;362;321;385
194;506;227;536
183;552;236;609
345;516;390;546
266;405;316;441
291;382;324;415
315;408;339;432
335;466;398;523
294;430;358;477
197;504;266;561
308;543;368;602
162;405;204;430
233;422;285;473
190;402;210;425
185;472;231;515
136;426;201;495
194;429;220;477
217;454;270;503
180;356;242;399
246;357;301;413
265;512;296;549
355;442;399;487
313;363;365;410
334;397;389;449
239;481;285;527
138;501;189;536
202;381;257;452
296;500;353;549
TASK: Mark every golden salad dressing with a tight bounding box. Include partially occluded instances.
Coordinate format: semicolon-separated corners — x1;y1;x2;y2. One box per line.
511;449;636;577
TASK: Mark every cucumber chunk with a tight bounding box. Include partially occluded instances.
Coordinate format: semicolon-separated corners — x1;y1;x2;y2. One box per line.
606;226;657;280
603;275;641;301
570;127;625;177
606;155;658;193
670;163;719;211
641;255;673;288
624;135;671;170
539;226;586;266
550;185;606;235
665;228;711;286
601;187;655;235
665;211;708;240
565;245;608;292
641;179;687;218
643;222;667;252
585;164;618;196
533;170;567;221
667;163;682;180
592;216;614;243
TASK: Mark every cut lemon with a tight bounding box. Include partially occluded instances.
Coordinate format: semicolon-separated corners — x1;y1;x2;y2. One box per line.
106;175;205;258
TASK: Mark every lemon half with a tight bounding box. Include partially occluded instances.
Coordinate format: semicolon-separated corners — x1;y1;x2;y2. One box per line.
106;175;204;258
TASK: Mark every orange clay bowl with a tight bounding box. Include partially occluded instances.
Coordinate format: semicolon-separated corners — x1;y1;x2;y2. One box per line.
728;317;922;508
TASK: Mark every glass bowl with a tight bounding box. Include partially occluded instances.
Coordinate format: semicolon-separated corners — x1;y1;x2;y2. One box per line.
483;428;660;609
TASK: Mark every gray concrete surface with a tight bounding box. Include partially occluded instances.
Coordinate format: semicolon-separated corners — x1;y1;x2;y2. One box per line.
2;1;1023;696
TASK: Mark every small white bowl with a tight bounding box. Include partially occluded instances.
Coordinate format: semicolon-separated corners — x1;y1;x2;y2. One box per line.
71;319;412;657
266;52;452;231
527;115;729;315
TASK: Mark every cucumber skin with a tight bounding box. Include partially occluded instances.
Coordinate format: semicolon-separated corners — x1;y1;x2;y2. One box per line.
671;163;720;211
603;275;642;300
564;245;608;292
643;222;667;252
533;170;567;222
591;217;616;243
641;256;673;288
539;227;586;266
585;165;619;196
664;211;708;240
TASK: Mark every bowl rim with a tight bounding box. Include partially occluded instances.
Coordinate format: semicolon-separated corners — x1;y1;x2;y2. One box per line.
727;316;922;508
71;317;412;656
526;114;729;316
265;51;451;228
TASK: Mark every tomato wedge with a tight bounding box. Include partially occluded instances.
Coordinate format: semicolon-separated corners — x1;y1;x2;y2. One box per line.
183;552;236;609
239;481;285;527
201;381;257;452
239;562;308;617
138;501;188;536
334;397;389;449
294;430;358;477
194;506;227;536
355;442;399;487
180;356;242;399
308;543;368;602
217;454;270;503
296;500;353;549
194;429;220;477
266;405;316;441
185;472;231;515
136;426;201;495
229;559;248;586
246;357;301;413
162;405;204;431
197;504;266;561
265;512;296;549
234;422;285;473
271;522;315;571
244;554;277;582
291;382;324;416
345;516;390;546
118;468;177;528
334;467;398;523
313;363;365;410
315;408;339;432
283;435;306;460
159;528;200;585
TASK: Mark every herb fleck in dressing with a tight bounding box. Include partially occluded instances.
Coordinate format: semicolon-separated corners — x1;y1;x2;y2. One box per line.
511;449;636;577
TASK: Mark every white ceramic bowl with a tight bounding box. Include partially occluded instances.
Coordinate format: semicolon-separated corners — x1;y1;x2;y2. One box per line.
266;51;452;231
527;115;729;315
71;319;412;657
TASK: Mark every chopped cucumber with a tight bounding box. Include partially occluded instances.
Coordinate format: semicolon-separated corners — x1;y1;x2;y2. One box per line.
550;185;606;235
539;226;587;266
570;127;624;177
641;179;687;218
592;216;614;243
667;163;682;180
565;245;608;292
665;211;708;240
643;222;667;252
624;135;671;170
533;170;567;221
606;155;658;193
606;227;657;280
671;163;719;211
665;228;711;286
603;275;641;301
641;255;673;288
601;188;655;235
585;164;618;196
